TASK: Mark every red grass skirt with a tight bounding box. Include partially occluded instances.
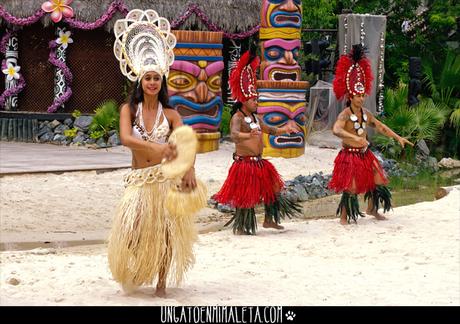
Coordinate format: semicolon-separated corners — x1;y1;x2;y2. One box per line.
328;148;388;194
214;156;284;208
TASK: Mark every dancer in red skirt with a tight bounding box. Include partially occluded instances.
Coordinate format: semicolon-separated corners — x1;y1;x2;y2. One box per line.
329;44;414;224
214;47;301;235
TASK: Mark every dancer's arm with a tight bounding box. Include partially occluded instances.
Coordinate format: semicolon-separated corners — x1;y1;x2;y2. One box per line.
366;109;414;148
258;116;300;136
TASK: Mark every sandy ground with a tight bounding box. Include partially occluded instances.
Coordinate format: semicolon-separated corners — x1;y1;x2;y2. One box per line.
0;141;339;242
1;142;459;305
1;186;459;306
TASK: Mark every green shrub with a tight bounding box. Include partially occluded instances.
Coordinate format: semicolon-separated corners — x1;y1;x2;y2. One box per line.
89;100;120;140
219;103;232;136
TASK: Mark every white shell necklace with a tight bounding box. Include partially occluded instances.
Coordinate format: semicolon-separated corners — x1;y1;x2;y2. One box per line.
240;109;260;130
350;107;367;135
138;102;164;142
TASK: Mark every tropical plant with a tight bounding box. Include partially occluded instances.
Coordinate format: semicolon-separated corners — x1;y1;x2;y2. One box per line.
423;50;460;134
63;127;78;139
88;100;120;140
219;103;232;136
372;84;447;160
71;109;81;118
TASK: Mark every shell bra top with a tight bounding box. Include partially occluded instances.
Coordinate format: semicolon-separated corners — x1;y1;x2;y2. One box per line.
132;101;170;144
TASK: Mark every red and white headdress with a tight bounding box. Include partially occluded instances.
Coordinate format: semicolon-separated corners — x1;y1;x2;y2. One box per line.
229;50;260;102
333;44;373;100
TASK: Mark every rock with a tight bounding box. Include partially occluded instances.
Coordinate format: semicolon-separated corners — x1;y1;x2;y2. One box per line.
107;132;121;146
63;118;73;126
37;126;52;138
438;157;460;169
49;119;61;130
207;197;217;208
72;134;87;144
53;124;69;134
416;139;430;156
293;184;309;202
283;190;299;203
108;130;117;136
7;277;20;285
424;156;439;172
96;137;107;148
217;203;234;213
52;134;67;143
294;175;307;183
74;116;93;132
39;132;54;143
85;138;96;145
311;177;321;187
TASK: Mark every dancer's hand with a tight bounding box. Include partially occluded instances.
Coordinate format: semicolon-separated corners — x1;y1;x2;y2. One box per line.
161;143;177;162
282;122;301;134
181;167;197;192
355;136;369;147
250;128;261;137
397;136;414;148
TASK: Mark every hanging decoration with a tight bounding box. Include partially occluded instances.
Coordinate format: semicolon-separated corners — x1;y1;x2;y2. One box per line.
0;1;260;111
0;30;25;109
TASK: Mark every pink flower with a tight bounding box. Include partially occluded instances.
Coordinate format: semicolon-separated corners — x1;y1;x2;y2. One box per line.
41;0;74;23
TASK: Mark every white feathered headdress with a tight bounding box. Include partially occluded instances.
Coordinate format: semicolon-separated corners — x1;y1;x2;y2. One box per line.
113;9;176;82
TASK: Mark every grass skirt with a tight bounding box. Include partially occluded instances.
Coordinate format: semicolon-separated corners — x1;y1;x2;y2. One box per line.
107;165;200;290
328;148;388;194
214;157;284;208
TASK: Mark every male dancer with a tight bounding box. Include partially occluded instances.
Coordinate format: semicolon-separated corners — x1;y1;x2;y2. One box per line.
329;44;413;225
214;48;301;235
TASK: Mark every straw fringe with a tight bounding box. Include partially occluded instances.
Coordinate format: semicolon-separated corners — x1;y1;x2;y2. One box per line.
107;179;197;289
165;179;208;218
1;0;261;32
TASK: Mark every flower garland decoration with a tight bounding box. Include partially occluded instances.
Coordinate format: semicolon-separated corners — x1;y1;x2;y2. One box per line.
0;1;258;38
0;30;26;108
47;37;73;112
170;3;260;39
0;1;260;110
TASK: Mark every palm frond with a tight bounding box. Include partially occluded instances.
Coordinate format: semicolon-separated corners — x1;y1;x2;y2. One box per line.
449;104;460;135
411;99;447;142
383;83;409;117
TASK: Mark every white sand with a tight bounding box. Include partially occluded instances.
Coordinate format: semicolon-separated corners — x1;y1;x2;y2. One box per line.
1;187;459;306
1;142;458;305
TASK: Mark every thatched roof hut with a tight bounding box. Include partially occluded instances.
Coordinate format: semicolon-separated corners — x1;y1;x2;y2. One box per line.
0;0;261;32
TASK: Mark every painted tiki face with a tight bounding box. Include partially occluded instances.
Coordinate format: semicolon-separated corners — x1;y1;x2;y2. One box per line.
261;38;301;81
168;31;224;133
261;0;302;29
257;81;308;158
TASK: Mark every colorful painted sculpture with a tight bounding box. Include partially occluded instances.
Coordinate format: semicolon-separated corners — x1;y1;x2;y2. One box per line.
259;0;302;40
257;80;308;158
260;38;301;81
258;0;308;158
168;30;224;152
